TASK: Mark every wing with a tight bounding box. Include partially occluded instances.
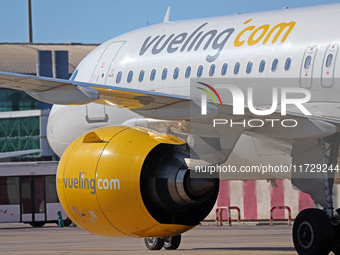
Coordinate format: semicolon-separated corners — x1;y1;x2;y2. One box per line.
0;71;189;111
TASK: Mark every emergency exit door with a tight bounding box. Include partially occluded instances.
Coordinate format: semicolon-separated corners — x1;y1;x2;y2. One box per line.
322;43;338;87
300;45;317;89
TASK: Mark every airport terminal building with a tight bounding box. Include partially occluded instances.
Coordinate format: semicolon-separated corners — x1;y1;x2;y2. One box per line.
0;43;97;161
0;43;98;225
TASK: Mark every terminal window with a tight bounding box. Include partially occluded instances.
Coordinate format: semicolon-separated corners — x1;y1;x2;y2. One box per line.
0;89;38;112
0;117;40;153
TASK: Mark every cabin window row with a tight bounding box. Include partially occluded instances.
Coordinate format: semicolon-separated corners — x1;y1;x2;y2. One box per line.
115;57;293;84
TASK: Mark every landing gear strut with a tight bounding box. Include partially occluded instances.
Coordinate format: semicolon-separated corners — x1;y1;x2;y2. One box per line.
144;235;181;250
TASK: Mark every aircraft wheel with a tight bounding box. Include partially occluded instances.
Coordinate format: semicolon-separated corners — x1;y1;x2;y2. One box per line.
144;237;164;250
293;208;332;255
163;235;181;250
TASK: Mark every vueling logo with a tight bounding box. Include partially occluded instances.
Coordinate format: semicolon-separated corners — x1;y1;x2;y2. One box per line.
63;172;120;195
139;20;296;62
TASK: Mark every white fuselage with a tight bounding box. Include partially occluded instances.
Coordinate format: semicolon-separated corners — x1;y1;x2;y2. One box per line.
47;4;340;180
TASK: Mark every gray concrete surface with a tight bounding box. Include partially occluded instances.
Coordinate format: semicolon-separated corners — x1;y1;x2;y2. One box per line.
0;221;317;254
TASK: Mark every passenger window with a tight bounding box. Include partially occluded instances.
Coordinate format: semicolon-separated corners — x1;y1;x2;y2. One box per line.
285;57;292;71
138;70;145;82
272;58;278;72
246;61;253;74
116;71;122;84
197;65;203;77
221;63;228;76
185;66;191;78
259;60;266;73
127;71;133;83
304;56;312;70
150;69;156;81
234;62;240;75
173;67;179;79
209;64;215;77
326;54;333;68
162;68;168;80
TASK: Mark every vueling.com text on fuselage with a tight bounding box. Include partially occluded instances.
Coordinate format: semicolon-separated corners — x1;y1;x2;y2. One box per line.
139;19;296;62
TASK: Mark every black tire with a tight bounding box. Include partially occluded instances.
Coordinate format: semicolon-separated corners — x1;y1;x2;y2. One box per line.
29;221;45;227
144;237;164;250
163;235;181;250
293;208;332;255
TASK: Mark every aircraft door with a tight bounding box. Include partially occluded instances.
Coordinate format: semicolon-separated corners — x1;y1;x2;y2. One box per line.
20;176;46;223
90;41;125;84
322;43;338;88
300;45;317;89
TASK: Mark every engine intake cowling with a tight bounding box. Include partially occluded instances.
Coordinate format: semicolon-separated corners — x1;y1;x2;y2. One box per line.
57;126;218;238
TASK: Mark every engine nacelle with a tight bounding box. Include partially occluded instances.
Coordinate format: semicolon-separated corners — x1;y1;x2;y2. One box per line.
57;126;218;238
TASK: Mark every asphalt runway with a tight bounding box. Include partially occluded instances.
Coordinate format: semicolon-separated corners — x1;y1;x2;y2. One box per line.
0;221;315;255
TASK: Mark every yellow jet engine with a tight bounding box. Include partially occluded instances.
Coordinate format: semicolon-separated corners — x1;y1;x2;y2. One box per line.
57;126;218;238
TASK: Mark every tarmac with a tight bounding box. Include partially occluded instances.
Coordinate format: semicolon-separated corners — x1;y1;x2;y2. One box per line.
0;221;321;255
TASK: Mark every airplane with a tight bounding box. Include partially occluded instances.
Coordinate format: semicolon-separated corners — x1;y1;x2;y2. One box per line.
0;3;340;254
